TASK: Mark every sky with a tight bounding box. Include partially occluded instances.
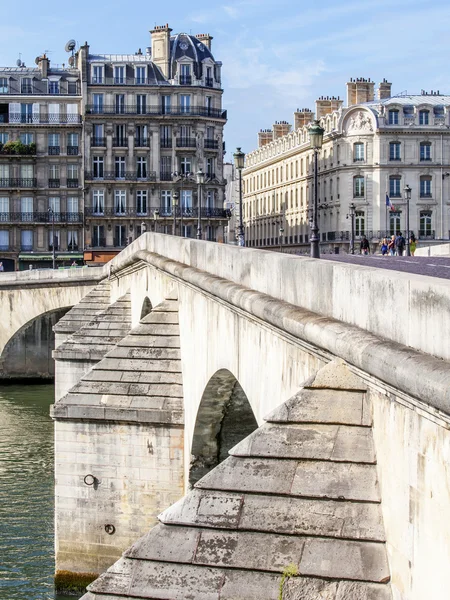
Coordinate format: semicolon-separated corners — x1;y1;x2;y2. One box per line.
1;0;450;158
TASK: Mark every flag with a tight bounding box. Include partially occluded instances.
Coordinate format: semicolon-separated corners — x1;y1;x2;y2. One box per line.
385;193;395;211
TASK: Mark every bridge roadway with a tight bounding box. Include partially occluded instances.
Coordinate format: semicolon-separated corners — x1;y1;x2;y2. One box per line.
322;254;450;280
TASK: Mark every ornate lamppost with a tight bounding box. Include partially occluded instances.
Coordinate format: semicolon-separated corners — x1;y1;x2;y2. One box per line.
347;202;356;254
172;191;179;236
233;147;245;247
308;120;325;258
153;209;160;233
196;168;205;240
404;184;412;256
279;226;284;252
48;207;56;269
141;221;147;235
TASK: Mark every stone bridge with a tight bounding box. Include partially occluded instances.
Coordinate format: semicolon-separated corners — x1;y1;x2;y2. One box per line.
14;233;450;599
0;267;103;378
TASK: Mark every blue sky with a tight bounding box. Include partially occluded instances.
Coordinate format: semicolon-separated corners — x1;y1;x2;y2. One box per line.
2;0;450;158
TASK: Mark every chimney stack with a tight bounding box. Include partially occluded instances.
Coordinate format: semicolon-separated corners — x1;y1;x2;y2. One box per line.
347;77;375;106
314;96;343;119
196;33;213;50
258;129;273;147
37;54;50;78
294;108;314;130
378;79;392;100
150;24;172;78
272;120;291;140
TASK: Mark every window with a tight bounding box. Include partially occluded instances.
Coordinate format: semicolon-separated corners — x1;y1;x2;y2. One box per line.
180;64;191;85
68;132;79;153
419;211;432;237
93;124;104;145
0;230;9;249
48;80;59;95
67;197;79;214
136;125;148;146
419;110;429;125
115;124;126;146
21;197;33;220
93;190;104;214
353;176;365;198
389;141;401;161
0;197;9;216
136;94;146;115
115;156;126;178
162;95;171;114
115;224;127;247
115;94;125;114
355;212;365;236
48;229;60;251
206;157;214;176
21;78;33;94
354;143;364;162
137;157;147;179
180;94;191;114
180;156;192;174
49;164;60;179
20;103;33;123
92;93;104;113
93;156;104;179
206;67;213;87
389;176;401;198
205;96;212;115
206;190;214;210
388;110;399;125
92;66;104;84
161;190;172;211
67;164;78;181
21;230;33;250
114;66;125;84
114;190;126;215
160;125;171;147
67;81;77;95
420;176;432;197
0;133;9;144
389;212;401;236
136;190;147;215
160;156;172;178
420;141;431;161
92;225;105;247
67;229;78;250
0;78;8;93
181;190;192;210
48;197;60;215
136;66;146;85
48;132;60;153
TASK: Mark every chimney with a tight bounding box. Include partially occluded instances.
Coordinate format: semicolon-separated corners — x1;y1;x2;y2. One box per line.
150;24;172;78
378;78;392;100
347;77;375;106
315;96;343;119
272;120;291;140
258;129;273;147
294;108;314;130
37;54;50;78
196;33;213;50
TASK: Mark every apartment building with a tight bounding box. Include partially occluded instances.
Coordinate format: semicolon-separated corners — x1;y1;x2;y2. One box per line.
0;24;228;270
0;55;82;270
243;79;450;252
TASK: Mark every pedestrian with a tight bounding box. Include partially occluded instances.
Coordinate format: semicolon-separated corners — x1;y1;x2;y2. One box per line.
381;238;388;256
395;232;406;256
360;235;370;255
388;235;396;256
410;232;416;256
0;261;3;272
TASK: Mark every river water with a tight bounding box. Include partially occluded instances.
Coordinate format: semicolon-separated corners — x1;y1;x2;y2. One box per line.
0;383;74;600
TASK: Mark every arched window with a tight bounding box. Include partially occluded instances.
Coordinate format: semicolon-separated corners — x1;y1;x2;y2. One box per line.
420;141;431;161
419;211;433;238
355;211;365;237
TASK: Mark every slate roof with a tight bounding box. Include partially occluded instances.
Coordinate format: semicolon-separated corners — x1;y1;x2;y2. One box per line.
80;359;392;600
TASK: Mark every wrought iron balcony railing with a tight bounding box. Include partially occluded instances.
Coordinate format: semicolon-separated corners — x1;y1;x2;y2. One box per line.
67;179;79;188
48;179;60;188
4;114;82;125
84;171;156;182
91;137;106;147
0;178;37;188
135;138;149;147
204;139;219;149
85;206;230;219
205;77;214;87
176;137;196;148
160;139;172;148
85;105;227;119
113;138;128;147
67;146;79;155
48;146;60;155
179;76;192;85
0;211;83;223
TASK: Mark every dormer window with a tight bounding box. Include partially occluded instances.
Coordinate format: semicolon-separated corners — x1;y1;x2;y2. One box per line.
180;64;191;85
92;65;103;84
48;80;60;95
206;67;213;87
135;66;146;85
0;78;8;94
388;109;399;125
419;110;429;125
21;78;33;94
114;66;125;85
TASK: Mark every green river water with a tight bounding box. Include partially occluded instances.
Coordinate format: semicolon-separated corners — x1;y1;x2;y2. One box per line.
0;383;76;600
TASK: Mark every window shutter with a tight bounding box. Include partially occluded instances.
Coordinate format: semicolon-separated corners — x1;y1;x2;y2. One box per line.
32;103;40;124
67;103;78;123
9;102;20;123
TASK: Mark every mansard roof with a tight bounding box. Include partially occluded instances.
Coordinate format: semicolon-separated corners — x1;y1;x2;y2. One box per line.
170;33;215;79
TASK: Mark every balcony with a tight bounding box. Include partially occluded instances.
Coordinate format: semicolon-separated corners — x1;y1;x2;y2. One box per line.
179;76;192;85
204;139;219;150
0;178;37;188
49;179;60;188
85;104;227;119
67;179;79;188
67;146;79;155
6;114;82;125
0;212;83;223
91;137;106;147
21;244;33;251
0;82;80;95
0;142;36;156
91;237;106;248
48;146;60;155
205;77;214;87
85;207;230;219
135;138;149;147
160;172;173;181
176;137;196;148
113;138;128;147
160;139;172;148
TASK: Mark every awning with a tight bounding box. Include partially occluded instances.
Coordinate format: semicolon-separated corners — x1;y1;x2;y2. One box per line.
19;253;83;261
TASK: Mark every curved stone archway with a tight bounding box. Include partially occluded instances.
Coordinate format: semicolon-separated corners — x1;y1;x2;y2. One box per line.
1;307;71;379
189;369;258;487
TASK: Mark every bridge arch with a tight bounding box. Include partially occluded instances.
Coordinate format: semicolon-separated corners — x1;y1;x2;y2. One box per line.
189;369;258;487
1;306;71;378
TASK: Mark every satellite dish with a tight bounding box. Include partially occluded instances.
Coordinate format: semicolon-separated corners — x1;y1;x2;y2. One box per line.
16;59;22;67
65;39;76;53
35;57;40;65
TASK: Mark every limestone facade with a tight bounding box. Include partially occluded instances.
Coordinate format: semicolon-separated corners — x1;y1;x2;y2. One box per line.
243;78;450;251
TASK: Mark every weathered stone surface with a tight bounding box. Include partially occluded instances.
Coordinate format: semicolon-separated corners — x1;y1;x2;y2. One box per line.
308;357;367;391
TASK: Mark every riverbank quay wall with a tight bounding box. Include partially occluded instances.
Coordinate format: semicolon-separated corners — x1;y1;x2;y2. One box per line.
0;267;104;378
51;234;450;600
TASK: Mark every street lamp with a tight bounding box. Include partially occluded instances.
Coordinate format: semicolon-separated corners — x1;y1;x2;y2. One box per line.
279;226;284;252
404;184;412;256
346;202;356;254
308;120;325;259
141;221;147;235
48;207;56;269
233;147;245;247
153;209;160;233
196;168;205;240
172;191;179;236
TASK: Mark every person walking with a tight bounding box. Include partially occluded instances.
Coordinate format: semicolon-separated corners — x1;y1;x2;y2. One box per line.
388;235;396;256
410;232;416;256
0;261;3;272
360;235;370;255
395;232;406;256
381;238;388;256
